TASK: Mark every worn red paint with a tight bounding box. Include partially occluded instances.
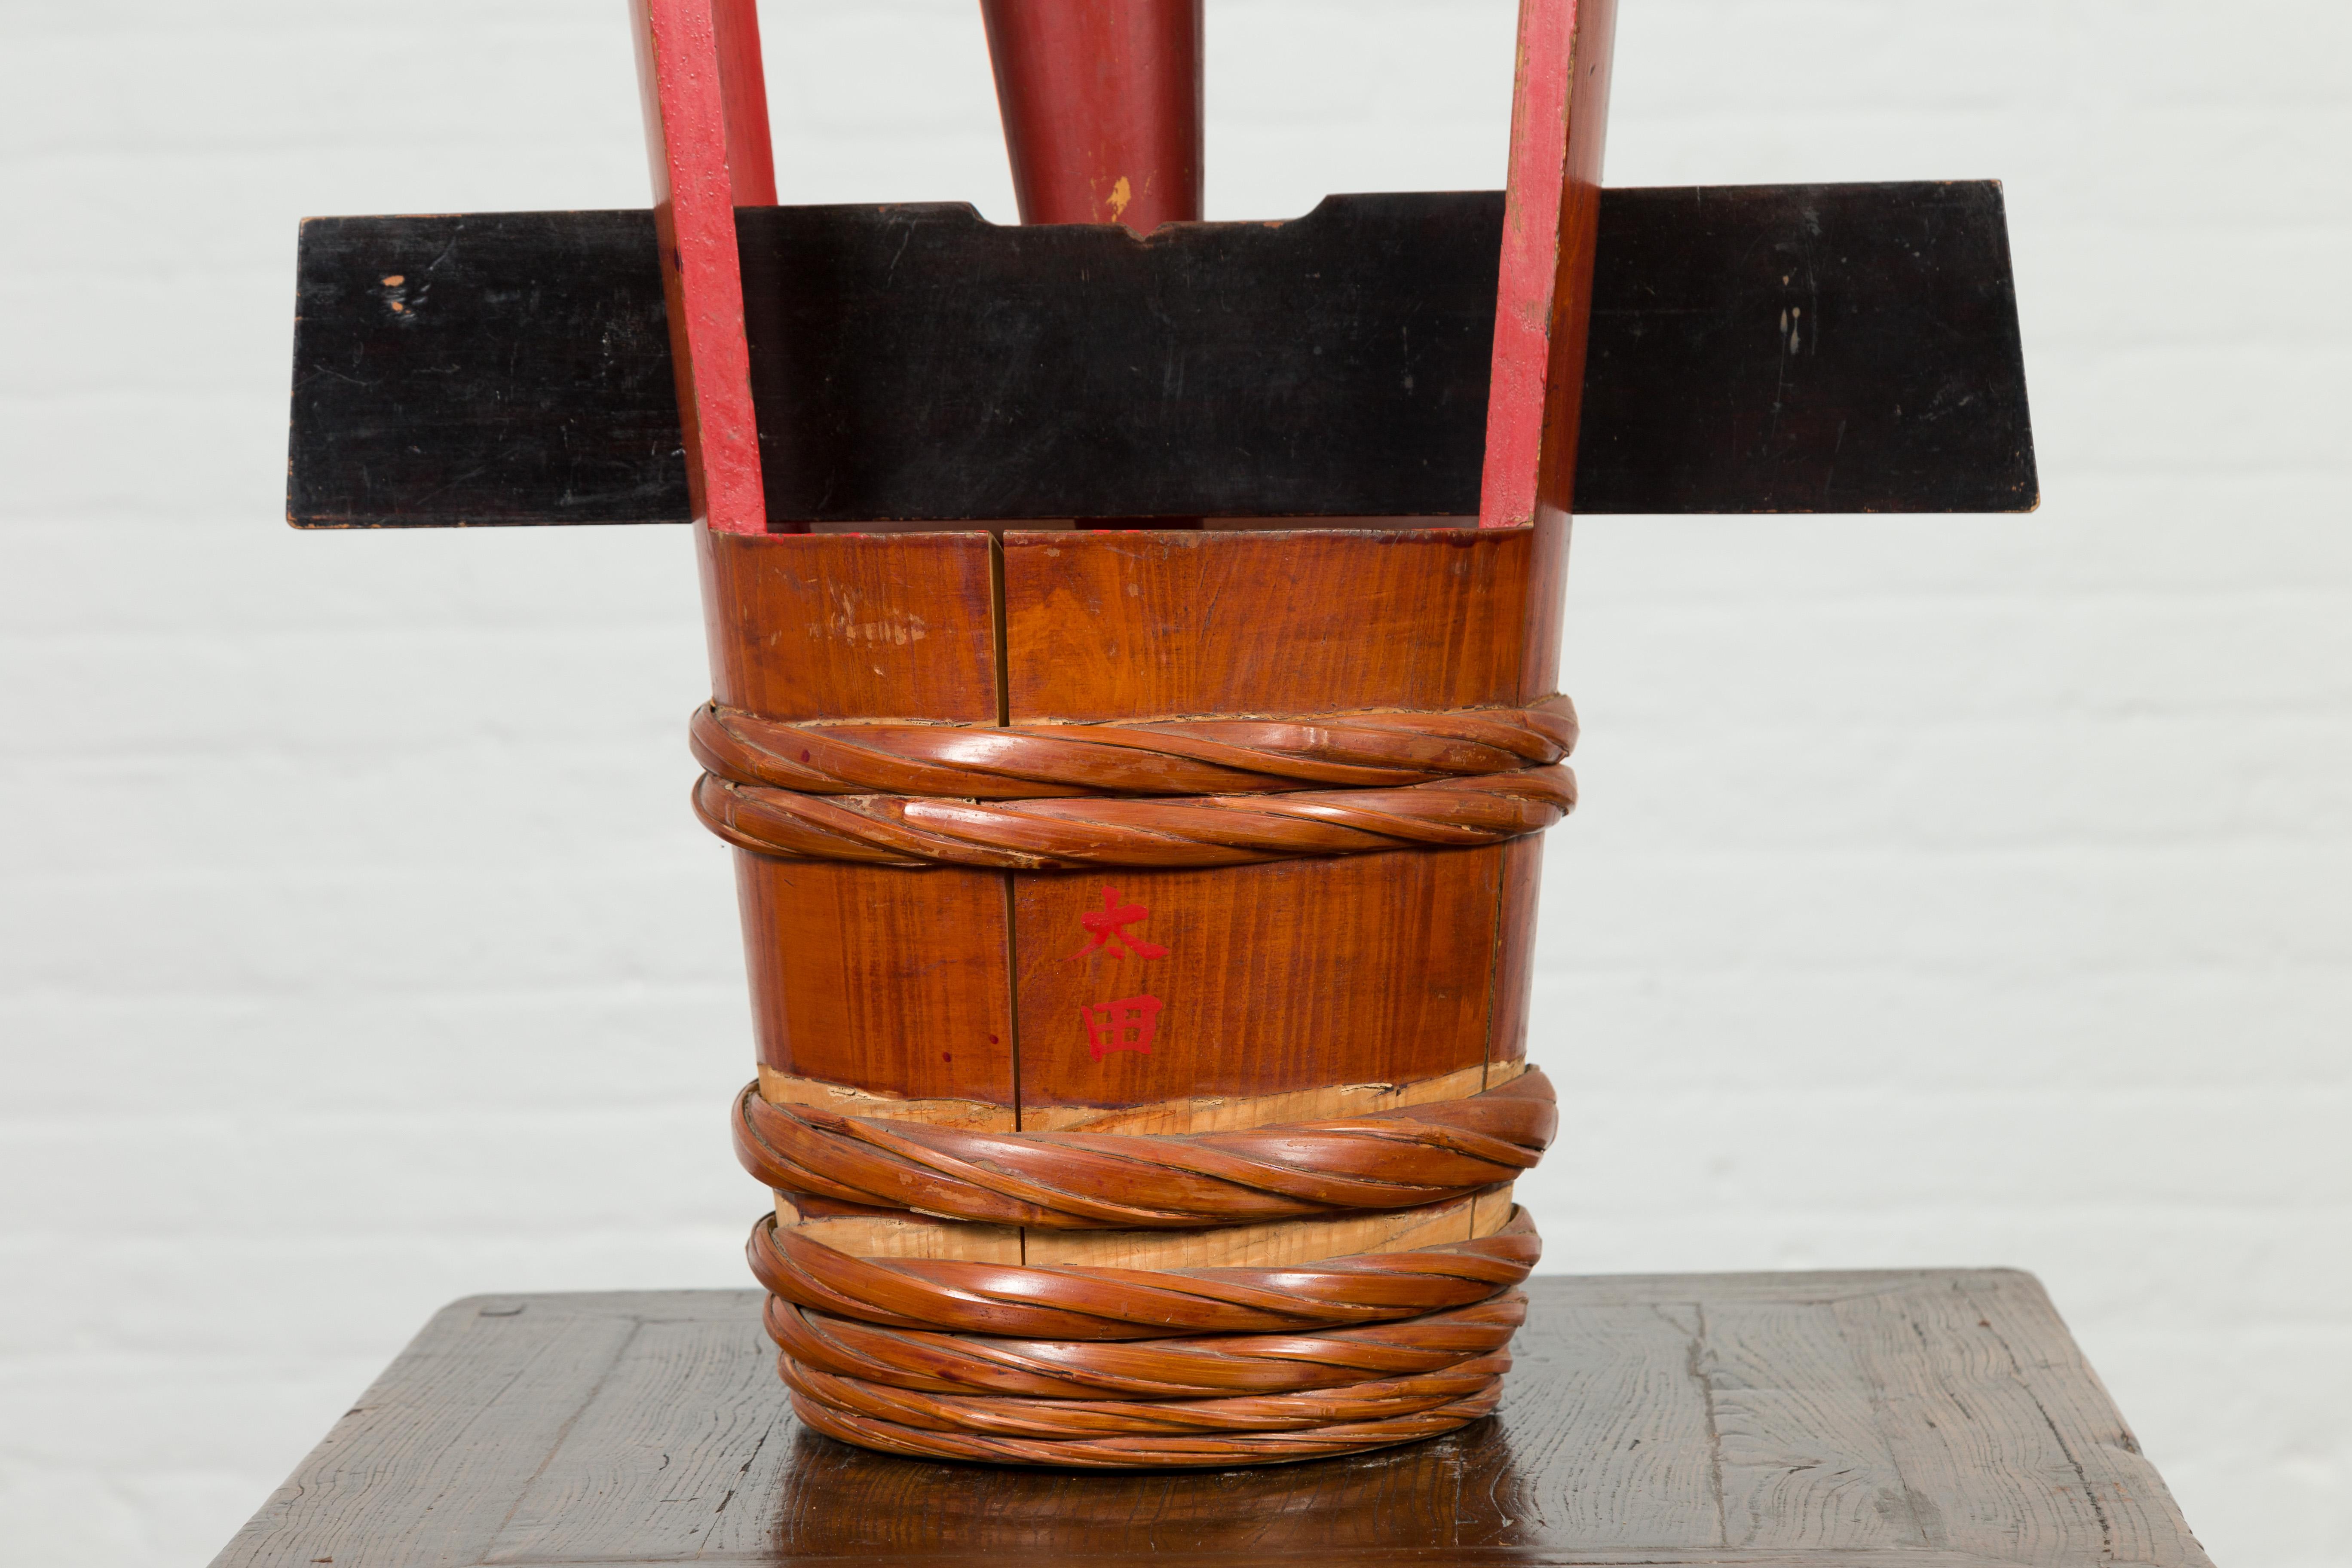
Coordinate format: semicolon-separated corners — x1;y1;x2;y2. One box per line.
630;0;776;535
1478;0;1618;530
978;0;1202;235
1065;885;1169;962
1082;995;1163;1061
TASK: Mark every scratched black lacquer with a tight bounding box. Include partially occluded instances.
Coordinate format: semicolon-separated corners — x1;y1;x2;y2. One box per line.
287;182;2033;528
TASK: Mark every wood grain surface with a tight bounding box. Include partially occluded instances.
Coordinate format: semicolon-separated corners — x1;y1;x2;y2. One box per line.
999;528;1533;723
698;530;1000;722
733;858;1015;1099
710;525;1559;1114
208;1270;2210;1568
1487;833;1546;1072
704;529;1010;1104
1011;851;1507;1110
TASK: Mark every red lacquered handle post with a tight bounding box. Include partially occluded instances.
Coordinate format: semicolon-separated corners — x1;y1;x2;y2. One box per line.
1479;0;1617;533
631;0;778;534
978;0;1204;235
1478;0;1617;702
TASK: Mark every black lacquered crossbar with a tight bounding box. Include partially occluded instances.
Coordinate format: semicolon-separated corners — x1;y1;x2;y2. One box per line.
287;181;2034;527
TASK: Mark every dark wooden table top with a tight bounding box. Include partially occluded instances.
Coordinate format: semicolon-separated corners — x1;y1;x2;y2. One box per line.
208;1270;2211;1568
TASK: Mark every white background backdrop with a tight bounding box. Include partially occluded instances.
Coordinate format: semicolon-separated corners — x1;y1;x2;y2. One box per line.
3;2;2347;1563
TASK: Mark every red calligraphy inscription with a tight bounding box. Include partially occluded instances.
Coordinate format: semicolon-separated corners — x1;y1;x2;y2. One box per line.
1065;885;1167;962
1067;887;1167;1063
1081;994;1162;1060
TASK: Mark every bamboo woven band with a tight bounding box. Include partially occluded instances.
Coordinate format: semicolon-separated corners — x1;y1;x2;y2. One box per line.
784;1378;1507;1468
747;1207;1540;1339
694;697;1577;797
733;1069;1556;1229
776;1351;1511;1463
781;1348;1512;1436
751;1222;1528;1464
750;1210;1535;1461
744;1096;1546;1460
704;701;1575;1454
763;1291;1528;1399
689;698;1577;868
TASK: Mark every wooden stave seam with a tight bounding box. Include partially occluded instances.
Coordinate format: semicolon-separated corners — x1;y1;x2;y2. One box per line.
760;1060;1527;1268
706;528;1550;1272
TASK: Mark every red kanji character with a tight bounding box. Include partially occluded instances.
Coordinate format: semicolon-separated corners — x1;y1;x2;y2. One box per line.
1064;885;1168;962
1081;994;1162;1061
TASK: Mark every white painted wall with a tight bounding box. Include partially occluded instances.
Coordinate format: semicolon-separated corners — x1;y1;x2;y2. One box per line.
2;2;2345;1563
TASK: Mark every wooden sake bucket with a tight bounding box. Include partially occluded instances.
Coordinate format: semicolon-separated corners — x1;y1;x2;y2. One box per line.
694;519;1573;1466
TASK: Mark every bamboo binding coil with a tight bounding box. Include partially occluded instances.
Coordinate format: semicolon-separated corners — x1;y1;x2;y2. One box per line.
741;1098;1548;1463
747;1205;1541;1340
691;698;1577;869
696;768;1575;870
787;1379;1507;1469
706;701;1570;1464
762;1291;1528;1399
733;1068;1556;1228
694;697;1577;797
782;1350;1512;1436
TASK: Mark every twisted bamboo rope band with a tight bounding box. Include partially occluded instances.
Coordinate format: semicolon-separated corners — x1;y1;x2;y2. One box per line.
779;1348;1511;1441
763;1290;1527;1399
746;1206;1540;1340
786;1378;1505;1468
704;694;1574;1455
693;697;1577;799
689;698;1576;868
739;1069;1550;1461
750;1210;1535;1462
696;766;1574;869
733;1069;1556;1229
